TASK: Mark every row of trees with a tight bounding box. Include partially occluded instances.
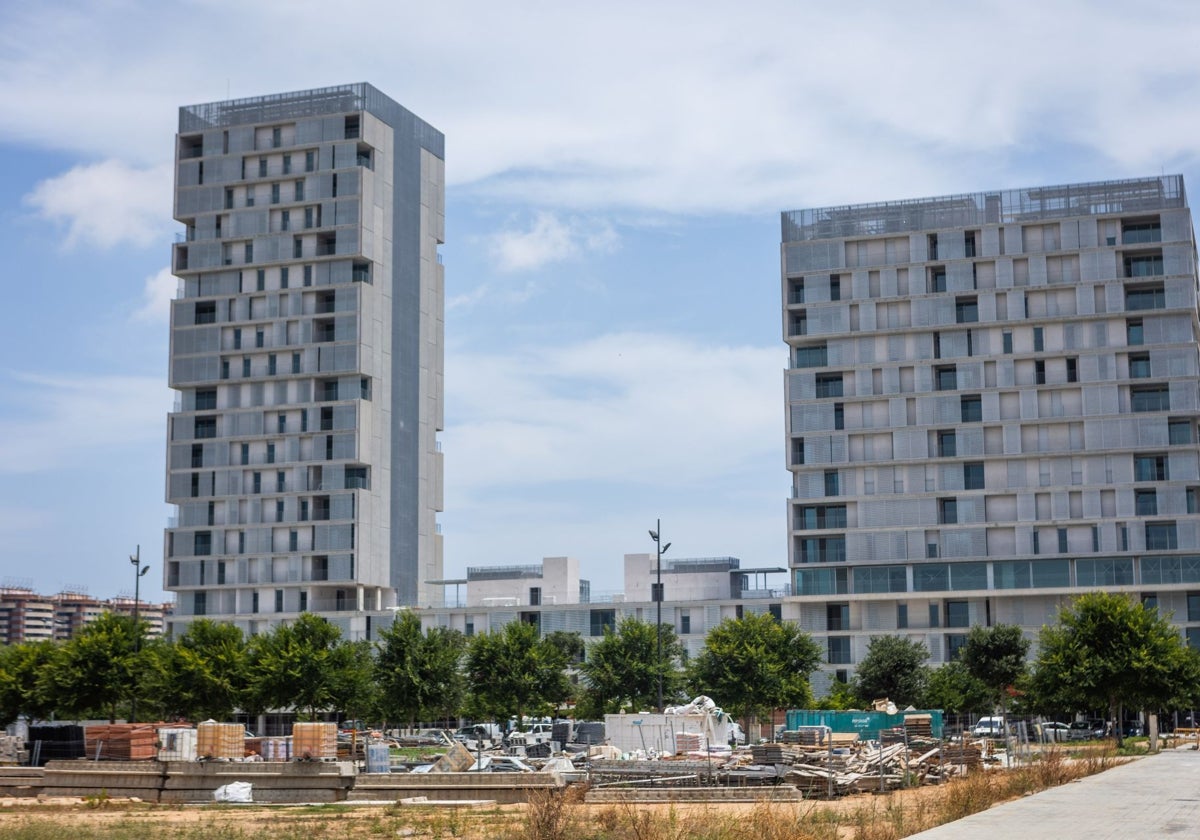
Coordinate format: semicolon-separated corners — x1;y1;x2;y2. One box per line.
2;592;1197;740
843;593;1200;744
0;610;818;730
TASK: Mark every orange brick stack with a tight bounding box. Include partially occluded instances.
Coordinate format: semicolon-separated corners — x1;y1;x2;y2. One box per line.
83;724;159;760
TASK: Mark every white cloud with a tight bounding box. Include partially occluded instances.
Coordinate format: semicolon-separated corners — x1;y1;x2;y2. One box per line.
2;2;1198;214
131;266;177;324
487;212;619;272
0;373;172;474
443;332;781;492
23;160;173;250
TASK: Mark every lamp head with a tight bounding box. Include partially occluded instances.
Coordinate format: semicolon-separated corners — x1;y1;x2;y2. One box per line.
662;542;671;553
648;529;658;541
139;565;150;577
130;555;139;566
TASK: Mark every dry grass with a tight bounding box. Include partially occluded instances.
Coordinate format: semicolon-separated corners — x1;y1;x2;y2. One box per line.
0;750;1121;840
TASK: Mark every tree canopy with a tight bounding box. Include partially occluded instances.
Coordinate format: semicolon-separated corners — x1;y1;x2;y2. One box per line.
1030;592;1200;743
923;661;992;715
577;617;683;717
245;613;347;719
375;611;466;726
959;624;1029;713
853;636;929;708
463;620;571;724
688;612;822;728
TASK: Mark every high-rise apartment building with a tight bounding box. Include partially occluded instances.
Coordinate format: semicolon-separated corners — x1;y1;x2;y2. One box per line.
164;84;445;638
781;176;1200;687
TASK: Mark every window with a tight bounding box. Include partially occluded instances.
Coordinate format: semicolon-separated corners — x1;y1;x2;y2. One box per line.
833;402;844;430
964;462;984;490
928;604;940;628
277;414;286;434
360;377;372;400
1126;284;1165;311
796;504;847;530
266;443;275;464
233;327;242;349
305;150;315;172
1129;353;1151;378
789;311;808;336
244;242;253;263
276;470;286;492
799;536;845;563
270;183;280;204
251;592;259;613
680;614;691;634
955;297;978;323
268;354;277;375
897;604;909;629
1057;528;1068;553
304;265;313;286
946;634;968;661
280;266;289;289
1134;454;1168;481
824;469;839;496
1131;384;1169;412
1189;592;1200;622
282;153;291;174
1146;522;1178;551
194;301;216;325
194;416;216;439
827;636;852;665
961;395;982;422
927;233;939;261
589;609;616;636
1002;331;1013;354
1170;419;1194;445
280;209;290;231
815;373;844;398
945;600;969;628
791;437;805;466
830;276;841;301
935;365;957;391
939;498;958;524
1127;318;1144;346
345;466;369;489
240;443;249;465
964;230;977;258
1035;360;1046;385
194;531;212;556
194;591;207;616
852;565;907;593
937;429;957;457
275;499;283;521
258;157;267;177
1123;220;1162;245
929;267;947;293
191;443;203;468
293;237;303;259
224;188;234;210
288;530;298;551
242;358;251;377
295;179;304;201
826;603;849;631
1125;253;1164;277
195;389;217;411
252;471;261;493
1135;489;1158;516
305;206;315;228
271;126;282;148
1067;357;1078;383
794;345;827;368
275;589;284;613
788;278;805;304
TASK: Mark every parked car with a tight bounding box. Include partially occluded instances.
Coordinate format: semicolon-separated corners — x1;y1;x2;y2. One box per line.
394;728;454;747
1067;720;1106;740
1121;721;1144;737
971;716;1007;738
1039;721;1071;742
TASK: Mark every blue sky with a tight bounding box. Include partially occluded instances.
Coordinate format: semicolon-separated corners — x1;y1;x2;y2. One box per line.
1;0;1199;602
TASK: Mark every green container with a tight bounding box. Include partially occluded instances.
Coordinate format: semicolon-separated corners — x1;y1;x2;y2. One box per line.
785;709;943;739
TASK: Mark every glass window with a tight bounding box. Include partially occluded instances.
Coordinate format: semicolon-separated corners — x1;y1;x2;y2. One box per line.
964;462;984;490
939;498;958;524
1188;592;1200;622
1131;384;1170;412
951;562;988;591
796;504;847;530
794;345;827;368
938;430;957;457
915;563;950;592
1136;489;1158;516
826;603;849;631
994;560;1031;589
827;636;852;665
1057;527;1068;553
1033;327;1044;352
834;402;844;430
853;565;907;593
945;600;969;628
589;609;616;636
1134;454;1169;481
1146;522;1178;551
1169;419;1194;445
961;395;982;422
815;373;844;398
897;603;908;628
799;536;845;563
1122;220;1161;245
955;297;978;323
929;268;947;293
946;633;968;661
825;469;839;496
791;437;805;465
1035;360;1046;385
1077;558;1135;586
1127;319;1144;346
1126;284;1165;310
1067;357;1078;382
794;567;847;595
1125;254;1164;278
935;366;957;391
1002;331;1013;353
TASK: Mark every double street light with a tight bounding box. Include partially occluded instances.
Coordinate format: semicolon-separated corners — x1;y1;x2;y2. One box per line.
648;520;670;712
129;545;150;723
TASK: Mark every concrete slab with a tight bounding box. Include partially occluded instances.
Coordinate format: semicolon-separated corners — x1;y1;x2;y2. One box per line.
908;750;1200;839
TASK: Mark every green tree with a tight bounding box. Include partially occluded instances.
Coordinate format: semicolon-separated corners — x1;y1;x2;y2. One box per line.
376;612;466;727
813;679;860;710
331;638;381;726
0;641;59;725
577;617;684;718
853;636;929;708
923;661;992;715
960;624;1029;725
42;612;148;722
689;612;822;733
464;621;570;725
145;619;248;721
246;613;346;719
1030;592;1200;745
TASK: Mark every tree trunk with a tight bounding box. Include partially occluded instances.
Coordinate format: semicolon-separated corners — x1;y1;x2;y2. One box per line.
1110;697;1122;748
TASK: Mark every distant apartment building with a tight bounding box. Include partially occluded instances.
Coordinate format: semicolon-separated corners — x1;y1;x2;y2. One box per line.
163;84;445;639
0;588;168;645
780;176;1200;691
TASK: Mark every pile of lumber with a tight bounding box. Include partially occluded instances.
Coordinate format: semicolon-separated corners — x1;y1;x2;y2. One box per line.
83;724;158;761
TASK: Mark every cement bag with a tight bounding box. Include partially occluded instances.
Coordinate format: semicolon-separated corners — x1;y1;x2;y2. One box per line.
213;781;253;803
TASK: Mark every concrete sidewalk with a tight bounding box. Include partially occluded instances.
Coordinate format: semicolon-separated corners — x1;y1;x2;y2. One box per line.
908;749;1200;839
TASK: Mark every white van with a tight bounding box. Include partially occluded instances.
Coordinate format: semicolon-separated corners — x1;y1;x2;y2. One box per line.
971;716;1007;738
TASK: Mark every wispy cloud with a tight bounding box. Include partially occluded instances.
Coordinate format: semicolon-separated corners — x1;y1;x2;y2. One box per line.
131;266;177;324
23;160;173;250
0;373;172;474
487;212;618;272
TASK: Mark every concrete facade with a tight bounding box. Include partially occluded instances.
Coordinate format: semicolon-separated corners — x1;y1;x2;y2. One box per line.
163;84;445;638
781;176;1200;692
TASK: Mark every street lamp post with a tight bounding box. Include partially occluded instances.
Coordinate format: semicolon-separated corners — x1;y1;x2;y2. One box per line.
129;545;150;723
648;520;670;711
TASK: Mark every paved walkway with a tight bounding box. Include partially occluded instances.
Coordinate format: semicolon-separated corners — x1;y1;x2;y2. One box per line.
909;749;1200;839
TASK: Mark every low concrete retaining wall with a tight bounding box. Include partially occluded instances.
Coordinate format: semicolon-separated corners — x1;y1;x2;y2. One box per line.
348;771;563;804
585;785;805;803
